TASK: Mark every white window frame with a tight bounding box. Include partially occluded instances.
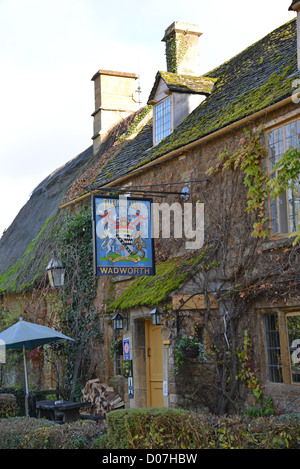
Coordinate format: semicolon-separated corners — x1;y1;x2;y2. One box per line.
153;96;173;146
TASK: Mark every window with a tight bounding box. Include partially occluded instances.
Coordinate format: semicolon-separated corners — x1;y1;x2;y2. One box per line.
267;119;300;236
115;354;122;376
287;314;300;383
264;314;283;383
263;312;300;385
154;97;172;144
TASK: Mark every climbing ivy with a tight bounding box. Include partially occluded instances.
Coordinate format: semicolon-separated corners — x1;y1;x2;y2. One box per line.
165;30;189;74
236;331;274;417
207;128;300;242
207;127;269;238
57;204;101;396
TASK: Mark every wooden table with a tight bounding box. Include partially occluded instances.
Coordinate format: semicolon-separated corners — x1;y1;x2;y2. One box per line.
36;400;90;423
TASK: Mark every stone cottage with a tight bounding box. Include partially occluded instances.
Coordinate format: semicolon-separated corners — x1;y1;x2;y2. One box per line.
1;3;300;415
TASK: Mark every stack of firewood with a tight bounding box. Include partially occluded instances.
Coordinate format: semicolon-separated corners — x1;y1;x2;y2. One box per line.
80;379;125;416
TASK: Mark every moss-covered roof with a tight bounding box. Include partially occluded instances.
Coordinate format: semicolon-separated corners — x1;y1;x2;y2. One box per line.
108;250;207;311
148;71;216;102
0;111;154;293
89;19;298;191
1;18;297;294
87;107;154;189
0;214;63;293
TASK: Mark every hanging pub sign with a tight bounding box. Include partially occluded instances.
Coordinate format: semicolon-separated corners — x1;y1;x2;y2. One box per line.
92;195;155;276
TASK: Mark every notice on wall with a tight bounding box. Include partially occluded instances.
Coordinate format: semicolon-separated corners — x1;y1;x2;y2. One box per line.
128;377;134;399
163;380;168;397
123;338;131;361
92;195;155;276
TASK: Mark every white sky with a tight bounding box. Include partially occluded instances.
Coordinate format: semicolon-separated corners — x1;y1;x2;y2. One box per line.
0;0;295;237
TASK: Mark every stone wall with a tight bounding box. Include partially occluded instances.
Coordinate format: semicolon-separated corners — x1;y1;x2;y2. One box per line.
99;101;300;414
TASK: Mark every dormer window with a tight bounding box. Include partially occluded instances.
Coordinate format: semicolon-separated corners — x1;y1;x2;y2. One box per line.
154;96;172;145
148;71;215;147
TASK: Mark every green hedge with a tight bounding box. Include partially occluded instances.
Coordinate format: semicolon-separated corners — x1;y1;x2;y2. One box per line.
92;408;300;450
0;388;58;416
0;408;299;449
0;417;104;449
0;394;18;418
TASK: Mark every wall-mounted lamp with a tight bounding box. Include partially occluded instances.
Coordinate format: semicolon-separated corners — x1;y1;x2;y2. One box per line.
112;313;124;331
150;308;163;326
46;251;65;288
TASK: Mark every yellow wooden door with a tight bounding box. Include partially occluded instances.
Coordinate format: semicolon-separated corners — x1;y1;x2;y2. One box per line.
145;320;164;407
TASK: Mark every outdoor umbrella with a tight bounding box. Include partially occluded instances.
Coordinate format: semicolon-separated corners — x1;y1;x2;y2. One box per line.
0;317;74;400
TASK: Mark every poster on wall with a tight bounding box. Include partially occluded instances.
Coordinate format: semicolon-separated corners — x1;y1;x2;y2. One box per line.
123;338;131;360
92;195;155;276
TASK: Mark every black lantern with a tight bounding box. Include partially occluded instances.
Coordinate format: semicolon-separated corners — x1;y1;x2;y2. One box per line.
112;313;124;330
46;251;65;288
150;308;162;326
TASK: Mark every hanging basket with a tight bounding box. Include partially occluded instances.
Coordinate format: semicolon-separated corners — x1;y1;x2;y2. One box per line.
182;345;199;358
110;338;123;357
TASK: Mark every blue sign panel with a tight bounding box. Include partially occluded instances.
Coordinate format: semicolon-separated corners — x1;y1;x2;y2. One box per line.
123;338;131;361
92;195;155;276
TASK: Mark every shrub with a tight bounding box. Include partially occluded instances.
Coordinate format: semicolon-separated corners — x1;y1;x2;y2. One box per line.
0;417;105;449
0;388;59;416
92;408;300;449
0;394;18;418
1;409;299;449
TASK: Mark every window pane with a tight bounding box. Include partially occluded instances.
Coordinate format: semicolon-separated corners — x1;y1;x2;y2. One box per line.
264;314;283;383
287;315;300;383
289;183;300;233
155;98;171;144
270;198;279;234
268;127;284;170
285;121;300;150
268;120;300;235
115;355;122;375
279;191;288;234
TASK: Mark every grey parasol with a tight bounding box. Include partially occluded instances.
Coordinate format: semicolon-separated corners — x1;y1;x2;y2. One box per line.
0;317;74;400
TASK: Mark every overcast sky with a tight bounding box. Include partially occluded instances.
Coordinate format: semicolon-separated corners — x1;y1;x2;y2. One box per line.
0;0;295;237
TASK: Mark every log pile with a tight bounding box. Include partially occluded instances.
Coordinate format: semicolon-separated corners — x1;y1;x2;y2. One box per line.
81;379;125;416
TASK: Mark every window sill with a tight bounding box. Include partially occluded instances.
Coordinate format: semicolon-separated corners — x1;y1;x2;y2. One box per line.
262;235;296;252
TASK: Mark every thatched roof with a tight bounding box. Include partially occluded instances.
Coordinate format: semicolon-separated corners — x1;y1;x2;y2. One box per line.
0;146;93;292
0;108;150;293
0;19;297;293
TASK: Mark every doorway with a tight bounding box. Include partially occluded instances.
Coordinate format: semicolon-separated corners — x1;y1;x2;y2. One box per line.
145;320;164;407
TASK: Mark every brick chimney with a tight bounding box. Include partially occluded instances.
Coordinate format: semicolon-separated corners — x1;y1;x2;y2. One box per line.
162;21;202;76
289;1;300;69
91;69;139;155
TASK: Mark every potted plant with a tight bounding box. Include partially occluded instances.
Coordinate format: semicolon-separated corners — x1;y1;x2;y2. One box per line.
110;336;123;358
174;335;206;373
